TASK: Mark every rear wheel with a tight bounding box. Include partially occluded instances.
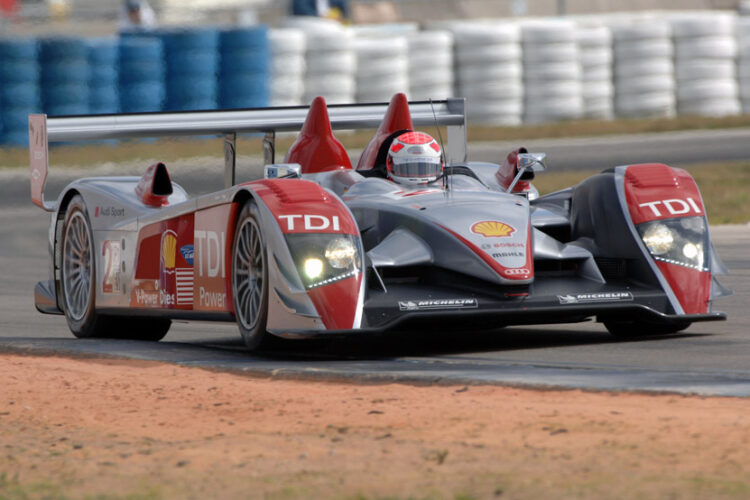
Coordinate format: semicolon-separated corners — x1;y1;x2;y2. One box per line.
61;195;170;341
61;195;107;338
604;320;690;338
232;201;274;350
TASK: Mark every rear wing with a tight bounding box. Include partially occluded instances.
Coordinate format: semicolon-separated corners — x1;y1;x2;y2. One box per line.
29;98;467;212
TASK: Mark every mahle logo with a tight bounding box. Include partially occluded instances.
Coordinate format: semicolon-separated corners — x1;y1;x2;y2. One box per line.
471;220;515;238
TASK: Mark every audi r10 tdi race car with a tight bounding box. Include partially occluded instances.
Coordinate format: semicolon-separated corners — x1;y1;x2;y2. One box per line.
29;93;730;350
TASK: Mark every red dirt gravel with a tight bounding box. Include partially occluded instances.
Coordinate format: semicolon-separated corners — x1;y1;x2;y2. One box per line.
1;353;749;500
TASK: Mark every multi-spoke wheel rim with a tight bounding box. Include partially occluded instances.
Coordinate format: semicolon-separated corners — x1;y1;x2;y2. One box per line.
233;217;264;331
62;211;92;322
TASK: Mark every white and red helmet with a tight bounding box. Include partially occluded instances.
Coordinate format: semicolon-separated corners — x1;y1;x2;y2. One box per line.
386;131;443;185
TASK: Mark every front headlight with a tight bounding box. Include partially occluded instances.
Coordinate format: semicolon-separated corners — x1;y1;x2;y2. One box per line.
641;223;674;255
637;216;708;271
286;234;362;289
325;237;357;269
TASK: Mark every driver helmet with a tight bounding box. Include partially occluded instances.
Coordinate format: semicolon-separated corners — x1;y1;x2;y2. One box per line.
386;131;443;185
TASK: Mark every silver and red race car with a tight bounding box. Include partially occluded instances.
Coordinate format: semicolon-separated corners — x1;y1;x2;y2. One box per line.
30;93;730;350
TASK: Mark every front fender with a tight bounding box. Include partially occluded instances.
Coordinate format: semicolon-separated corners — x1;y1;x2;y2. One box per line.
245;179;365;333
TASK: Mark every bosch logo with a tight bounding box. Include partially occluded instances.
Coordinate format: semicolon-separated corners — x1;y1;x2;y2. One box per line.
503;268;530;276
639;198;702;217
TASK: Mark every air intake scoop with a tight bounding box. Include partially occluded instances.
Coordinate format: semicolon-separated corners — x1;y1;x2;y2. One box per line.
135;162;173;207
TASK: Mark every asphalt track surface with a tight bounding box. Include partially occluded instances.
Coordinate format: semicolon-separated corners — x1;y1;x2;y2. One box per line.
1;128;749;396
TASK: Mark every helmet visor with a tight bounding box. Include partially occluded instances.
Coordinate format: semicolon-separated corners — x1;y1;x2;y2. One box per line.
390;158;442;179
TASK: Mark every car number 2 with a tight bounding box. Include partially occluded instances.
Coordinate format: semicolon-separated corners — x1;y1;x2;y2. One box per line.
102;240;121;294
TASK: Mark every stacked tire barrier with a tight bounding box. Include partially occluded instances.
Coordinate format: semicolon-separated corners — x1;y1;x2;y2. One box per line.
0;38;39;146
522;20;583;124
671;13;740;117
354;36;409;103
451;22;523;126
87;38;119;115
407;30;454;100
740;17;750;113
118;36;165;113
612;20;675;118
219;27;270;110
269;29;306;106
576;24;614;119
40;37;90;118
11;12;750;148
283;17;356;105
159;28;219;111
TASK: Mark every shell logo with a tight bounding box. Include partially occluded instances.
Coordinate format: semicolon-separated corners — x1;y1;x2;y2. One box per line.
471;221;515;238
161;231;177;269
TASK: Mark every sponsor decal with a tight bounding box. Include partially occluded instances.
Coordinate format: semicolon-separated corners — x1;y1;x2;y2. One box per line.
199;286;226;309
471;220;515;238
101;240;121;294
176;268;194;306
638;198;702;218
502;268;530;277
394;189;441;198
398;298;478;311
134;288;159;307
195;230;226;278
174;245;195;306
493;242;524;248
557;292;634;305
278;214;341;232
133;287;177;307
94;206;126;218
31;168;41;181
492;252;524;258
180;244;195;266
158;230;179;306
193;204;237;313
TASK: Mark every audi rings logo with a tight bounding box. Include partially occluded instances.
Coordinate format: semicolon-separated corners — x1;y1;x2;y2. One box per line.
502;268;530;277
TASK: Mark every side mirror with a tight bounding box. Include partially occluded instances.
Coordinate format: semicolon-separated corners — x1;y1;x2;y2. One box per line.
507;153;546;193
264;163;302;179
517;152;546;172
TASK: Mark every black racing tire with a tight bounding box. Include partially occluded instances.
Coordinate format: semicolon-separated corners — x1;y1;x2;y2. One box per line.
604;320;691;338
60;195;108;338
232;201;275;350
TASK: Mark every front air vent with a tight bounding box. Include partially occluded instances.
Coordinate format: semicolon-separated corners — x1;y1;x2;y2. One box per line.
595;258;628;280
533;260;579;277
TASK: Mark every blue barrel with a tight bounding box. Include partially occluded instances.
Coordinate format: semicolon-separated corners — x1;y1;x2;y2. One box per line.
218;26;269;110
0;37;40;146
88;38;119;114
157;27;219;111
40;37;90;116
119;36;165;113
119;81;165;112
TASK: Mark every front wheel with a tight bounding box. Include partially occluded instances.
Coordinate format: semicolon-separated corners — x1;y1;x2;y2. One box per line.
232;201;275;350
604;320;690;338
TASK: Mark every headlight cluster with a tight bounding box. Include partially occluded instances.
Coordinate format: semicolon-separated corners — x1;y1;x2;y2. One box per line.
286;234;362;289
637;216;708;271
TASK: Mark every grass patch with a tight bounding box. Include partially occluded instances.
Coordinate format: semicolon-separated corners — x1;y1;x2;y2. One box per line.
0;473;162;500
533;161;750;225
